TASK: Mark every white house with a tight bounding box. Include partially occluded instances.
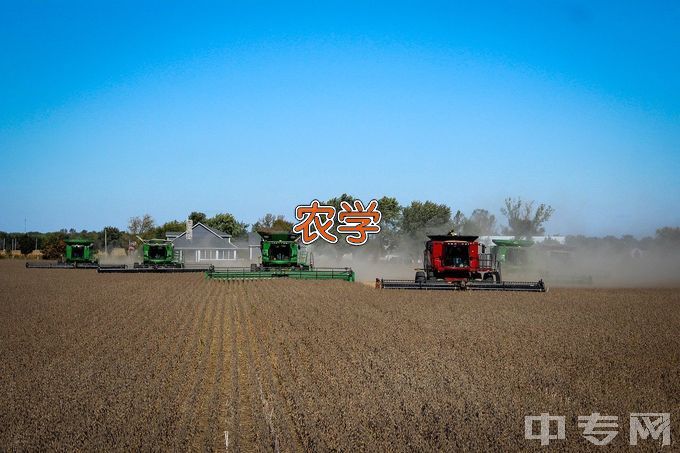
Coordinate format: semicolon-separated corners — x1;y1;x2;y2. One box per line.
166;222;238;265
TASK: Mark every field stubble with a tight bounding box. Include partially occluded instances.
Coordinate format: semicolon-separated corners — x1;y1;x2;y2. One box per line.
1;260;678;451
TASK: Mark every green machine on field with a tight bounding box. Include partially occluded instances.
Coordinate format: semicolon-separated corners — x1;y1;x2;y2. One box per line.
98;237;207;273
64;238;97;265
135;238;180;268
206;231;355;281
490;238;592;285
256;231;313;270
490;238;535;268
26;238;122;269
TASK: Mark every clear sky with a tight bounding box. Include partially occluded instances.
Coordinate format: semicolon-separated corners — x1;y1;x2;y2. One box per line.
1;1;678;236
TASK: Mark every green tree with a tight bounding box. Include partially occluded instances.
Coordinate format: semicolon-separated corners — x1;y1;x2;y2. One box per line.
656;226;680;243
128;214;156;238
272;218;293;231
101;226;122;242
189;211;207;224
401;201;451;236
451;210;467;234
42;232;67;259
206;213;248;237
154;220;186;238
376;196;402;252
18;235;34;254
96;226;123;251
252;214;293;232
324;193;355;212
464;209;497;235
500;197;554;237
376;196;401;231
320;194;356;251
325;193;399;230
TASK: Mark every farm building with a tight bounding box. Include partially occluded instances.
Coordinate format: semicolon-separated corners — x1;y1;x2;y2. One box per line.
232;232;262;261
166;223;238;265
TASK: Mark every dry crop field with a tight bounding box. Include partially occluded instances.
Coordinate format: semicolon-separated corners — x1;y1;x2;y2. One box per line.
1;260;678;451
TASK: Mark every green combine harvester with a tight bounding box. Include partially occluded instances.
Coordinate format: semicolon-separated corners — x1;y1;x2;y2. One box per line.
491;239;593;285
98;238;207;273
26;238;123;269
206;231;355;281
134;238;181;269
490;238;534;266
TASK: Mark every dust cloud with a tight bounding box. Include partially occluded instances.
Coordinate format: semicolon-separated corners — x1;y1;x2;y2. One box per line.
97;248;139;267
520;245;680;288
312;236;680;287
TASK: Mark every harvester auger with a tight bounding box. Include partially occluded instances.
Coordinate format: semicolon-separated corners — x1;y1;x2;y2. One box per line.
377;234;546;292
206;231;355;282
26;239;124;270
97;238;206;273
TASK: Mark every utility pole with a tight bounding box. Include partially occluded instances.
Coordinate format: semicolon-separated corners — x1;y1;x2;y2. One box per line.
104;228;108;255
24;218;26;234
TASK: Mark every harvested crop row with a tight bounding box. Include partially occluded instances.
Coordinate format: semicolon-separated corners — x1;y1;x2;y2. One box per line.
1;261;678;451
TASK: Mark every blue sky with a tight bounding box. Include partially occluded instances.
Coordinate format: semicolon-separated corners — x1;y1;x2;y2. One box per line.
1;1;678;236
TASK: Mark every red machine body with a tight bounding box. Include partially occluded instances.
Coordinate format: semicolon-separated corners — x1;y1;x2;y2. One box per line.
423;234;500;282
378;234;545;291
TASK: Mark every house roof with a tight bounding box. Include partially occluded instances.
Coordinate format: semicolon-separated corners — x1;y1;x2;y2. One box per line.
204;225;231;238
232;231;261;248
166;222;231;241
168;222;237;250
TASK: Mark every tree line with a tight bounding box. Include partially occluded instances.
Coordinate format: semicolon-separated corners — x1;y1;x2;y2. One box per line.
3;197;679;258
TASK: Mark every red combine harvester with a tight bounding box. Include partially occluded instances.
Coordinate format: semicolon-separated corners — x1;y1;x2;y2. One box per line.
377;234;546;291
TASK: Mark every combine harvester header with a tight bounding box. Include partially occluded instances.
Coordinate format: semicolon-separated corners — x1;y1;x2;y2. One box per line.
206;231;355;282
377;234;546;291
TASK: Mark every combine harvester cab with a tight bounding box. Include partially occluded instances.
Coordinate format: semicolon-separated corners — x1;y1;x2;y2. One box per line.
377;234;546;292
206;231;355;282
26;238;102;269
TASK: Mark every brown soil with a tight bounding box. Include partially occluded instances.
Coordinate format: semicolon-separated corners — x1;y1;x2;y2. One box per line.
1;261;678;451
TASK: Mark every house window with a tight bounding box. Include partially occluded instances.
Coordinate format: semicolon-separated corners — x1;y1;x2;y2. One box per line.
214;250;235;260
197;250;217;261
195;249;236;260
